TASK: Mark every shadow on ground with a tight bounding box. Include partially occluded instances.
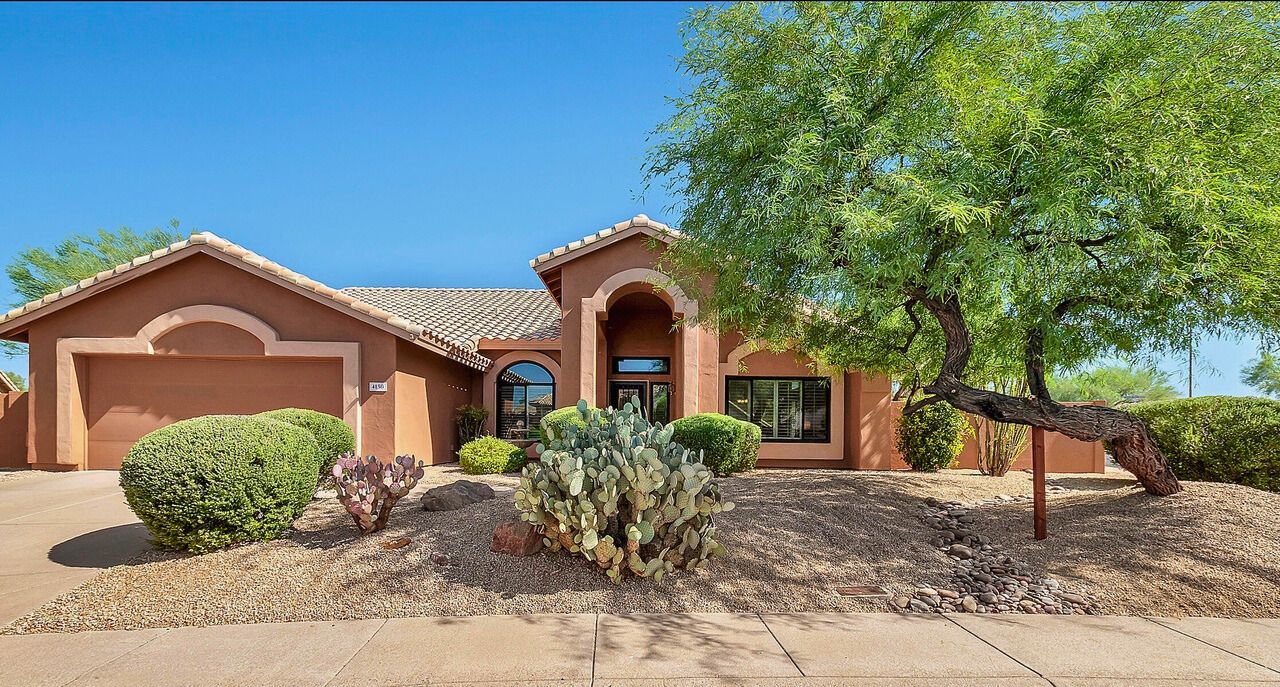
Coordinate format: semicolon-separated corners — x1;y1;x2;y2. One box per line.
47;523;151;569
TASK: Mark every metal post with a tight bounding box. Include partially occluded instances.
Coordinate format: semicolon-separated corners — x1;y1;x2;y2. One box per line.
1032;426;1047;540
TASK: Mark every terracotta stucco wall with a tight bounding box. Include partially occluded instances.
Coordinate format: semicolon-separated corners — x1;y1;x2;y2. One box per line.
393;339;477;464
21;253;402;469
0;392;29;469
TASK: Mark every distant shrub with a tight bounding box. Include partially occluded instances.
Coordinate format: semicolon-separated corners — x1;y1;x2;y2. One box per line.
895;402;972;472
120;415;321;553
671;413;760;475
1126;396;1280;492
459;436;528;474
257;408;354;483
539;405;595;444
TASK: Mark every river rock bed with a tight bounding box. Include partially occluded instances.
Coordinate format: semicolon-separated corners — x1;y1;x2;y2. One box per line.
893;488;1099;615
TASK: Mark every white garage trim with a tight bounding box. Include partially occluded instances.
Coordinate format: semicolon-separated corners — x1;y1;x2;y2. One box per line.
55;304;361;468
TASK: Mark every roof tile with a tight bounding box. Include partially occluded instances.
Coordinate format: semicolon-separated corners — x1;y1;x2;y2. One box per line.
340;287;562;351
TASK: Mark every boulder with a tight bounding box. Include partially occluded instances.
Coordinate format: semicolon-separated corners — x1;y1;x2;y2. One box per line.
491;521;544;557
421;480;496;511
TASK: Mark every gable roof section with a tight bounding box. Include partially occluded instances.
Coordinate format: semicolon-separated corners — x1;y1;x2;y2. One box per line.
341;287;561;350
0;232;491;371
530;214;680;272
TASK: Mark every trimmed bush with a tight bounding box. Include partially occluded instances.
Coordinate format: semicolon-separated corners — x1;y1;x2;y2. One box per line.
257;408;354;482
671;413;760;475
459;436;528;474
120;415;322;553
539;405;595;444
1126;396;1280;492
895;402;972;472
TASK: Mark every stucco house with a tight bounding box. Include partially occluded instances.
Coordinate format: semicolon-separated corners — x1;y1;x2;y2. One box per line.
0;214;1102;472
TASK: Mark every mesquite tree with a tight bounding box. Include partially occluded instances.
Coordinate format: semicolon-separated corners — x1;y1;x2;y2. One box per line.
649;2;1280;495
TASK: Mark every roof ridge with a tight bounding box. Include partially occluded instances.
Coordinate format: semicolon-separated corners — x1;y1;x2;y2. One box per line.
530;213;681;269
342;286;547;292
0;230;492;371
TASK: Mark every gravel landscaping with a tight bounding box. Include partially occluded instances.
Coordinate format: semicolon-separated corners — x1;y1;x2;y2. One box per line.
0;469;40;485
3;466;1277;634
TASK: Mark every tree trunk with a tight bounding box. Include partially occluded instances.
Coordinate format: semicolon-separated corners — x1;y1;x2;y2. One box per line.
928;378;1181;495
908;289;1182;496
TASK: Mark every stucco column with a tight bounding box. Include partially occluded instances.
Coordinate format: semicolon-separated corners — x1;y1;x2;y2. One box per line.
578;298;600;405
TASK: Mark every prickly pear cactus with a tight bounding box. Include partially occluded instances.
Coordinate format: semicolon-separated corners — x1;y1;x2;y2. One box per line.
515;399;735;582
333;452;425;535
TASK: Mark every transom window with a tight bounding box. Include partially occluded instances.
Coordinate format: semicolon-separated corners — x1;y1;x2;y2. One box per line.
497;362;554;441
725;376;830;443
612;356;671;374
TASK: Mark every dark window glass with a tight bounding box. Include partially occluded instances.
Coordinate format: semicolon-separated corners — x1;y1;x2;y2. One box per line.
724;377;830;442
497;362;554;441
651;383;671;425
612;357;671;374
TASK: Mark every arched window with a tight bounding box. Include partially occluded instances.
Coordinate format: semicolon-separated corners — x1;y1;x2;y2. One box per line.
496;361;555;441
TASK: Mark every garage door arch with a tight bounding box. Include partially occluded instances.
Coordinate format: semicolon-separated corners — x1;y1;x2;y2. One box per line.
56;304;361;469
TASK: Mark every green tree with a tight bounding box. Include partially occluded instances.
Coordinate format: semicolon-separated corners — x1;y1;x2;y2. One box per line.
1;370;24;391
3;222;186;357
649;2;1280;495
1048;365;1179;405
1242;353;1280;398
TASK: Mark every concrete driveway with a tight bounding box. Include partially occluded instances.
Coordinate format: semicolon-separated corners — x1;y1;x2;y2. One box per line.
0;471;149;625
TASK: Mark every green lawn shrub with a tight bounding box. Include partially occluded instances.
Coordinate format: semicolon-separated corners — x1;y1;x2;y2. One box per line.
895;402;972;472
119;415;322;553
1126;395;1280;492
256;408;354;482
670;413;761;475
459;436;528;474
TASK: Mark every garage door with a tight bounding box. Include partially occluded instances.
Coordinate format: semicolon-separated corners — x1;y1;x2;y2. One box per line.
86;356;345;470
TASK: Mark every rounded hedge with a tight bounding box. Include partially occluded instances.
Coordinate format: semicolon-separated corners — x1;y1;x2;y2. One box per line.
119;415;322;553
671;413;760;475
539;405;595;444
895;403;971;472
459;436;528;474
1125;395;1280;492
256;408;355;481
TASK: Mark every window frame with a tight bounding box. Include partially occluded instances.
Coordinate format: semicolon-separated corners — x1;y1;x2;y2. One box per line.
610;356;672;375
723;375;832;443
496;361;556;442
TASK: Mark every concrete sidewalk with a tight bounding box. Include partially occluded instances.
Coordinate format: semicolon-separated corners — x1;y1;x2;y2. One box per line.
1;612;1277;687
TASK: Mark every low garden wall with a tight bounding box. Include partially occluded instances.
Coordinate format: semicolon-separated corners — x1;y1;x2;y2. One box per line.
0;391;29;469
889;400;1106;473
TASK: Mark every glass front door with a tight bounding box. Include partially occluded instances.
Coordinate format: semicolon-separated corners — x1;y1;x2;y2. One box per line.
609;381;648;416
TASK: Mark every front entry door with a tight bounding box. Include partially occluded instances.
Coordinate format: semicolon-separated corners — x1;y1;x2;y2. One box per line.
609;381;648;417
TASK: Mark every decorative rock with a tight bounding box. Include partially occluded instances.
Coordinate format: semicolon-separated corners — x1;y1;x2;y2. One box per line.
490;521;543;557
947;544;975;560
421;480;495;511
1061;592;1087;605
429;552;450;566
961;596;978;612
893;595;912;609
937;589;959;599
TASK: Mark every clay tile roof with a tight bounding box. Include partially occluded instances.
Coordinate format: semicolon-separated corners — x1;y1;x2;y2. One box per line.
0;232;491;371
529;214;681;269
340;287;562;350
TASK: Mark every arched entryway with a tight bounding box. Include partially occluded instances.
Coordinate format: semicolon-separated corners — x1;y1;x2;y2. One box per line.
602;291;675;423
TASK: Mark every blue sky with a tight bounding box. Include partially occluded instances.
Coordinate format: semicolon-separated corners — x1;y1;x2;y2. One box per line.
0;2;1262;395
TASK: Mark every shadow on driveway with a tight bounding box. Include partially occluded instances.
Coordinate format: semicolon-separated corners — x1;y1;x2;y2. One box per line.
48;522;150;568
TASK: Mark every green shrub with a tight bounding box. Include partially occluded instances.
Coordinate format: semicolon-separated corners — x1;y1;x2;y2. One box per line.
895;402;972;472
257;408;354;482
1126;396;1280;492
459;436;528;474
516;399;734;583
539;405;595;443
119;415;321;553
671;413;760;475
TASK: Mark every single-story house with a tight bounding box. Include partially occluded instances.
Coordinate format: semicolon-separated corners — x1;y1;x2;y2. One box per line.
0;215;1103;472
